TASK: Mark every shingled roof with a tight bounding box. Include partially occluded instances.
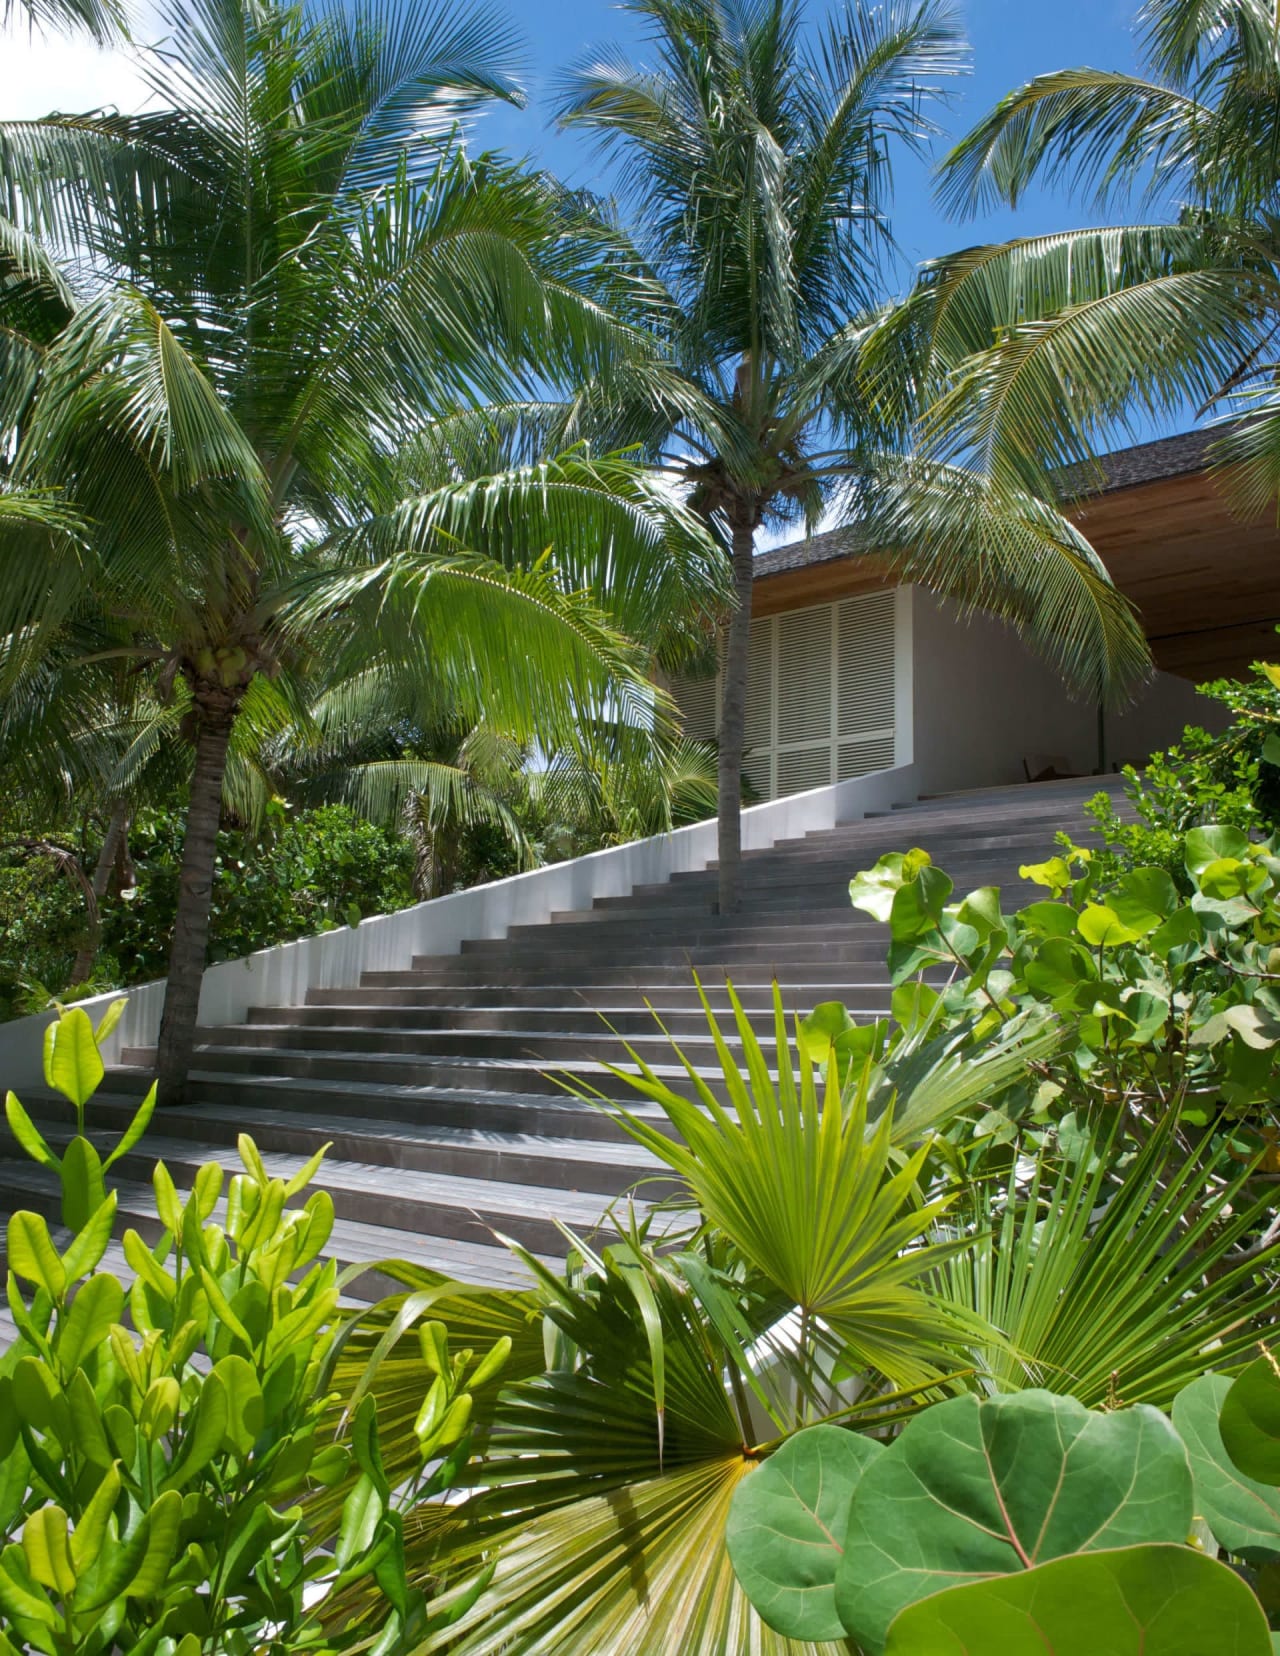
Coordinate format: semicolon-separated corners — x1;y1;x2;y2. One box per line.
755;425;1227;582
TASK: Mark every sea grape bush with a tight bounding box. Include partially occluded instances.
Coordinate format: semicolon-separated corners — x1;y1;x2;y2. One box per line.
0;1006;504;1654
839;821;1280;1135
726;1384;1280;1654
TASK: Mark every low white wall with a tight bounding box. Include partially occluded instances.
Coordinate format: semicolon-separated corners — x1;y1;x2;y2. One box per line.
909;590;1223;796
0;762;919;1094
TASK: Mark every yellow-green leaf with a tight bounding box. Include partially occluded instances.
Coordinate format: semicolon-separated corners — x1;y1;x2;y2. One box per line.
22;1507;76;1598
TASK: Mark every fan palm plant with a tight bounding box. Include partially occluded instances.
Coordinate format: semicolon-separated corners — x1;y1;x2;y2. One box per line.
321;985;1066;1653
553;0;1152;914
901;0;1280;510
0;0;728;1101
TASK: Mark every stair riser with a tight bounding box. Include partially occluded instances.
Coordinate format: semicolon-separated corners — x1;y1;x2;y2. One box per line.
304;983;898;1012
362;962;937;987
252;1005;881;1036
195;1026;745;1065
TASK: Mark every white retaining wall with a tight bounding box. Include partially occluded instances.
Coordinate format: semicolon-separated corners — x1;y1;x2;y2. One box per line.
0;761;921;1096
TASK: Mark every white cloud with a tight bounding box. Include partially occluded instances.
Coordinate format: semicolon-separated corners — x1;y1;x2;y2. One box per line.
0;21;151;120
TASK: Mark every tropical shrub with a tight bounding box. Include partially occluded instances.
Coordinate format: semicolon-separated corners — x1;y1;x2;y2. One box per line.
727;1385;1277;1653
0;1005;502;1653
1085;659;1280;888
845;819;1280;1133
102;803;415;985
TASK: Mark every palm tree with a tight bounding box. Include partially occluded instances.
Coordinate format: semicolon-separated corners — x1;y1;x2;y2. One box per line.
2;0;122;42
904;0;1280;513
554;0;1152;914
0;0;726;1102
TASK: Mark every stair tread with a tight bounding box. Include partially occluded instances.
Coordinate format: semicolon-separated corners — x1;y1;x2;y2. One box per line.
0;1164;554;1289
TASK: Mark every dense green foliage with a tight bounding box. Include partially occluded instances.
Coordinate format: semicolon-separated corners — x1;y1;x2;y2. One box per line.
1;1007;508;1654
0;806;414;1018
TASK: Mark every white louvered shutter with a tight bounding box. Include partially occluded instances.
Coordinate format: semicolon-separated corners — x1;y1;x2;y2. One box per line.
836;591;896;779
667;588;898;801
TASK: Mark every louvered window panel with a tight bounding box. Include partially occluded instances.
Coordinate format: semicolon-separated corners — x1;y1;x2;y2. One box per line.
742;750;773;801
837;733;896;779
776;609;832;744
777;745;834;796
667;588;899;802
673;672;718;742
743;618;774;749
837;591;895;743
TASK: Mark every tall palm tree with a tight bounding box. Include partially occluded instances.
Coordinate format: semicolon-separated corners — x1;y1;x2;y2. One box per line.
3;0;122;43
555;0;1152;914
0;0;726;1102
904;0;1280;513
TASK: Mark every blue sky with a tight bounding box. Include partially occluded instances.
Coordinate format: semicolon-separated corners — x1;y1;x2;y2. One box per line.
477;0;1145;281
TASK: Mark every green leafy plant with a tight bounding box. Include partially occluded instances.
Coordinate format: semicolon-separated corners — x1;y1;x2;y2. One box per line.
847;819;1280;1130
728;1389;1273;1655
0;1005;504;1653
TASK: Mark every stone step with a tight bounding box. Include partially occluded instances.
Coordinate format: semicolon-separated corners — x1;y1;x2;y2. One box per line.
360;960;921;989
196;1022;746;1067
304;982;898;1012
118;1044;750;1103
24;1090;661;1195
98;1067;677;1140
253;1001;892;1035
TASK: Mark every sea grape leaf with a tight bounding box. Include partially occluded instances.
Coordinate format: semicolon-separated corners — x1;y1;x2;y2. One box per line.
882;1544;1271;1656
835;1390;1193;1652
726;1425;882;1641
1221;1355;1280;1486
1173;1373;1280;1556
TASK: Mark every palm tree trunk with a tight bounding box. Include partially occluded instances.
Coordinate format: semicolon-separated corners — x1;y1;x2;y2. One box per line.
69;799;129;983
154;701;234;1106
716;510;757;914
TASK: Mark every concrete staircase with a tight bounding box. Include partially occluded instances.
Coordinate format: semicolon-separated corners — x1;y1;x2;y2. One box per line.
1;775;1125;1311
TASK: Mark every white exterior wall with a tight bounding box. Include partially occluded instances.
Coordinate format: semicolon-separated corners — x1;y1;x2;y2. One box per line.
0;760;919;1095
907;587;1222;795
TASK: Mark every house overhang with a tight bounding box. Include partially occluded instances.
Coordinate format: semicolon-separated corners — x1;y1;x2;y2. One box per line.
754;430;1280;682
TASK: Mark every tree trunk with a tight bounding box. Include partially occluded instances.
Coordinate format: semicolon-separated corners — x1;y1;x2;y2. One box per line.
155;702;234;1106
69;800;129;983
717;511;757;915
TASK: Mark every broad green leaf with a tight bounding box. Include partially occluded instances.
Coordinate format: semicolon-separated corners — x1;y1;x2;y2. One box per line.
1148;905;1201;957
849;852;931;923
889;865;954;943
212;1354;264;1456
59;1135;105;1233
1221;1356;1280;1485
22;1507;76;1598
882;1544;1271;1656
3;1093;59;1172
836;1390;1194;1652
65;1371;112;1469
1186;825;1251;879
1019;855;1074;894
0;1543;56;1629
57;1275;125;1376
60;1192;117;1281
1078;904;1143;947
1109;867;1178;933
1016;900;1078;937
124;1490;183;1598
1173;1373;1280;1556
94;998;126;1046
138;1377;180;1443
283;1140;332;1196
727;1425;881;1640
335;1473;384;1570
103;1082;157;1171
70;1464;121;1573
954;886;1003;939
162;1372;229;1491
7;1213;66;1301
42;1008;103;1113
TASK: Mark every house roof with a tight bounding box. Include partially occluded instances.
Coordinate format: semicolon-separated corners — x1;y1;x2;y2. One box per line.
754;426;1226;583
